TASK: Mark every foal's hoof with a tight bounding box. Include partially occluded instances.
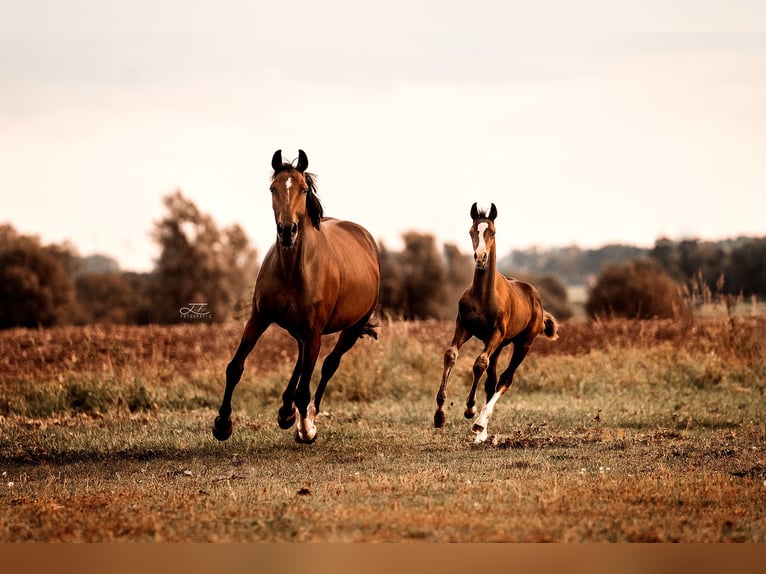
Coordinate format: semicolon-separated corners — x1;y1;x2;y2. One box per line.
277;408;296;430
464;406;477;419
434;410;446;428
212;416;232;441
294;428;317;445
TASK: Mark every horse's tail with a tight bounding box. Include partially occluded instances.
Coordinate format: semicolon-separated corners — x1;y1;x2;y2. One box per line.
359;321;378;340
542;311;559;341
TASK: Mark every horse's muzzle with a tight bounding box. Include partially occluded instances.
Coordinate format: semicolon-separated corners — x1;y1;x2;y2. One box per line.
277;221;298;248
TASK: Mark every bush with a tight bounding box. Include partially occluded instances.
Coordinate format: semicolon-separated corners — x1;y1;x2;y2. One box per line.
0;224;76;328
585;258;691;320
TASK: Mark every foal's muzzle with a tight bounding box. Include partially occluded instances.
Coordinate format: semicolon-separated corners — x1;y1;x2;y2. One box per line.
474;250;488;270
277;221;299;248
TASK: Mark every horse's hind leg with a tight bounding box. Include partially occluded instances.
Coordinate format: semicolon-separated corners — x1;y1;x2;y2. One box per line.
472;337;533;444
313;317;374;415
294;334;322;444
277;346;302;429
212;314;269;441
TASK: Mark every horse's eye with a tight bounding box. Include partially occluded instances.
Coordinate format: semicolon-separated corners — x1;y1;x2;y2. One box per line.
269;187;275;194
302;187;309;195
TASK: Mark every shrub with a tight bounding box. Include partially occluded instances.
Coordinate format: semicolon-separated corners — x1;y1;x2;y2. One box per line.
585;258;691;320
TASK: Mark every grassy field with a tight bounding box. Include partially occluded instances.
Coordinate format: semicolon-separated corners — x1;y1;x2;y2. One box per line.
1;317;765;542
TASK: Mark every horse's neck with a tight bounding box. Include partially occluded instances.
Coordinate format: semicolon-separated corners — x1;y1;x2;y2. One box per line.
276;223;322;279
470;249;498;304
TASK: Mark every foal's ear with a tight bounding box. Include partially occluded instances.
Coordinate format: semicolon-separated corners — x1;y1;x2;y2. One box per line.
296;149;309;173
271;149;283;171
488;203;498;221
470;202;480;220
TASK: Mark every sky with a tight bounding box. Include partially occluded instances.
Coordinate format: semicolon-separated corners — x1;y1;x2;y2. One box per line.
1;1;765;272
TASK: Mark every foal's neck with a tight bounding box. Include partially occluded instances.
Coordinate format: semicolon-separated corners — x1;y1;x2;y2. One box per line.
470;247;497;303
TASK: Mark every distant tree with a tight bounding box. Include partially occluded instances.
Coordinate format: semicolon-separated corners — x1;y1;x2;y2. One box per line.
399;232;447;320
0;224;76;328
78;254;120;274
442;242;474;317
74;272;148;324
378;242;407;319
726;238;766;297
517;273;573;321
145;191;258;323
585;258;691;320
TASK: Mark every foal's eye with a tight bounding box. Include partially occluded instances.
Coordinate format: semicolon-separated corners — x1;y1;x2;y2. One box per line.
269;187;275;194
302;187;309;195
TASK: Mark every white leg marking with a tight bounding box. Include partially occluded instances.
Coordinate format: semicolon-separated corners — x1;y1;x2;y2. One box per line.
473;426;488;444
473;391;502;442
298;403;317;442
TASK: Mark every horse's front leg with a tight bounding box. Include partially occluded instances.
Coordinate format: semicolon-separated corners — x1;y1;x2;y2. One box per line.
434;323;471;428
213;314;269;441
294;334;322;444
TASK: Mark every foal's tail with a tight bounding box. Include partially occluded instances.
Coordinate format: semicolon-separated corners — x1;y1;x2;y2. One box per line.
542;312;560;341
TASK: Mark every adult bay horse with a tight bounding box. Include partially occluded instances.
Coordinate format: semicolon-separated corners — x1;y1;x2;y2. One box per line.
213;149;380;444
434;203;559;443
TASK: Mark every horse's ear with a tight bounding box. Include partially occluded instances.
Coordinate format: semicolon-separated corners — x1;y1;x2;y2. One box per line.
489;203;498;221
271;149;283;171
296;149;309;172
470;202;480;220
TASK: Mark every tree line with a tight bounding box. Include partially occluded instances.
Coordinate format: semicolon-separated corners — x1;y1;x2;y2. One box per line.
2;191;764;328
506;237;766;299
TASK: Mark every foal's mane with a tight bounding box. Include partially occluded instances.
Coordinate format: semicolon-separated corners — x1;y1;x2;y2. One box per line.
272;163;323;230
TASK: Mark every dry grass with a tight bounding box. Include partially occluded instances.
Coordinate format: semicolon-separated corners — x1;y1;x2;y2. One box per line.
1;318;765;542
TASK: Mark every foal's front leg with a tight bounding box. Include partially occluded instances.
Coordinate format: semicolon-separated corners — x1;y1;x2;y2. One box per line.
434;323;470;428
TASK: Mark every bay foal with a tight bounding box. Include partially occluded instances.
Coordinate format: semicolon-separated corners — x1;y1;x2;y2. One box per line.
213;150;380;444
434;203;559;443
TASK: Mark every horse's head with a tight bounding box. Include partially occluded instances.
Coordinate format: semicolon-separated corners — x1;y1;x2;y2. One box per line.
270;149;323;248
469;202;498;270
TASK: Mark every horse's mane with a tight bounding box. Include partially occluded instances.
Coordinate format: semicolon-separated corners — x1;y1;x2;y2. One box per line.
272;163;323;229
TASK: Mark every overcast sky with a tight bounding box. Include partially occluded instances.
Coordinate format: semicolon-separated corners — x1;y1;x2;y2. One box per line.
2;1;765;271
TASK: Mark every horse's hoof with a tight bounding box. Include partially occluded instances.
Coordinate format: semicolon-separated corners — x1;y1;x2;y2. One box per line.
212;416;232;441
294;428;317;445
434;410;446;428
464;406;477;419
277;408;296;430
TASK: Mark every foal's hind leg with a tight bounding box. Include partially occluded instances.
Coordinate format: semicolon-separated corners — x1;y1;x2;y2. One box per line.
213;314;269;441
472;337;534;444
463;333;505;420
